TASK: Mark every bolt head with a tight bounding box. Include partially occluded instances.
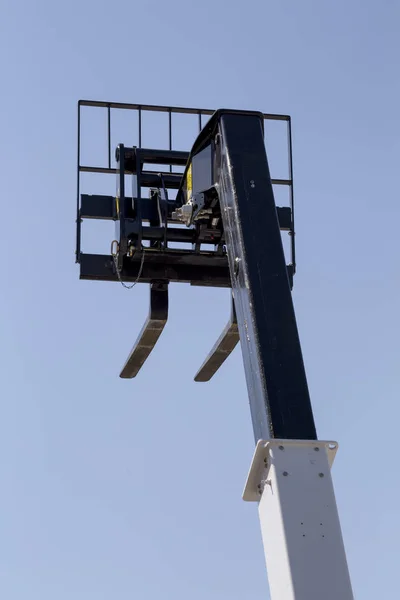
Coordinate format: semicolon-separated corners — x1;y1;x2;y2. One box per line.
234;257;241;277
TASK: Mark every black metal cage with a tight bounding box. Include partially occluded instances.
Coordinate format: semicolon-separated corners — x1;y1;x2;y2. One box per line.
75;101;317;443
76;100;296;286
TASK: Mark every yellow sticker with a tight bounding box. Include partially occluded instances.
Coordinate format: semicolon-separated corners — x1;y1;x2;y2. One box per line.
186;163;192;200
115;195;120;217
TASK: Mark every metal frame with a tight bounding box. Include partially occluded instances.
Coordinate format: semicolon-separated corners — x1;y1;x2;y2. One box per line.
76;99;296;272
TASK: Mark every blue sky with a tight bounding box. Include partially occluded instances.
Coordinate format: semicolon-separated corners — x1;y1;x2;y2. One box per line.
1;0;399;598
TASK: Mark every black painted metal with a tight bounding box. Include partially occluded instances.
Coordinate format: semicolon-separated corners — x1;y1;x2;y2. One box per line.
80;253;294;289
194;294;239;382
215;111;316;440
135;148;143;250
115;144;126;270
107;106;111;169
80;252;231;287
76;101;314;441
79;164;291;187
287;118;296;273
76;104;81;259
78;99;290;120
80;165;183;188
124;148;189;169
80;194;292;231
76;100;295;266
120;283;169;378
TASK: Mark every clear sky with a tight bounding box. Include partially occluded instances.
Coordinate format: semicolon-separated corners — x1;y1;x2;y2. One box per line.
1;0;399;598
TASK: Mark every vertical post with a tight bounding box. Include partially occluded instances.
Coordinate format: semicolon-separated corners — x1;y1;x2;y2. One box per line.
75;101;81;263
168;109;172;173
107;105;111;169
287;117;296;273
216;112;316;441
135;148;143;250
116;144;126;270
138;107;142;147
243;440;354;600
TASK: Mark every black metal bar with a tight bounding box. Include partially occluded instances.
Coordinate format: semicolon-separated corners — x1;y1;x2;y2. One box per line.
135;149;143;248
107;105;111;169
198;112;202;133
157;174;169;249
80;251;294;287
75;102;81;263
79;194;292;232
117;145;126;269
79;167;183;189
78;99;291;122
79;166;289;188
79;253;231;287
120;283;169;379
287;118;296;273
143;225;221;245
125;148;189;167
80;194;172;222
168;110;172;173
138;107;142;147
276;206;292;231
215;111;316;441
194;294;239;382
80;195;117;220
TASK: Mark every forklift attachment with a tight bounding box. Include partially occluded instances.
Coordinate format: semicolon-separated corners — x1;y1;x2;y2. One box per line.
75;100;354;600
120;282;168;378
194;294;239;382
76;101;306;439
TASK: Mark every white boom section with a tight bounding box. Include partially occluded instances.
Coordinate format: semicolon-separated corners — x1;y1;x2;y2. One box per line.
243;440;353;600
